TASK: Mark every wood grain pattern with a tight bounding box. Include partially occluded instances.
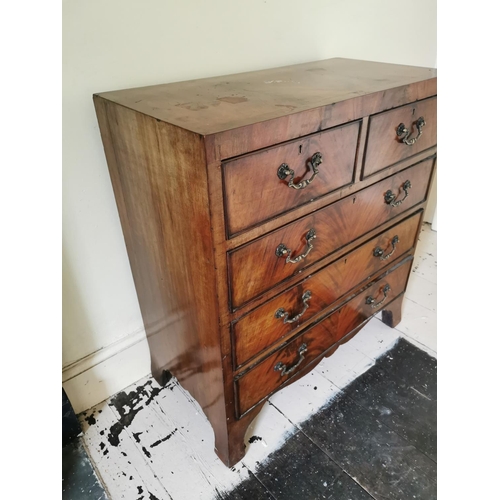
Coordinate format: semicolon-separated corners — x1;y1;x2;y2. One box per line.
363;97;437;178
228;158;434;308
235;258;413;416
223;149;436;252
209;81;437;162
93;97;230;461
232;211;422;368
97;58;436;137
223;121;360;235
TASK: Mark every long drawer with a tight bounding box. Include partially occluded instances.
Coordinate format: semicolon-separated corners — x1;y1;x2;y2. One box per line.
235;257;413;417
228;157;434;308
223;121;360;236
232;210;422;368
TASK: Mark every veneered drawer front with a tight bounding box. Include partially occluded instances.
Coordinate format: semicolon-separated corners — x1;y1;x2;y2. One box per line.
235;258;413;416
223;122;360;236
229;157;434;309
363;97;436;178
232;210;422;368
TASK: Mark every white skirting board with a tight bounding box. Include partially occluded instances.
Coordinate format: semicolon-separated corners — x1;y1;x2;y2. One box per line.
62;328;151;414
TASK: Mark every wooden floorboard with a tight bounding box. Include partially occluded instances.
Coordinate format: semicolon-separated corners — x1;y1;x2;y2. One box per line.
297;341;437;500
62;440;109;500
254;430;374;500
375;339;437;400
220;469;277;499
226;337;437;499
343;343;437;461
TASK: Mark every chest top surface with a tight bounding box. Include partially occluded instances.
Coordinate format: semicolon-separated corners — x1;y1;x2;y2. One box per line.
96;58;437;135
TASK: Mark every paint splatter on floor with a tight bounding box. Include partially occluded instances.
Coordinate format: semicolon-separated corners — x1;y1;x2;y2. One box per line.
75;338;436;499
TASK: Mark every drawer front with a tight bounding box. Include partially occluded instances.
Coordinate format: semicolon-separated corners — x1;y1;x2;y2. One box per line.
229;157;434;308
223;122;360;236
235;257;413;416
363;97;436;178
232;210;422;368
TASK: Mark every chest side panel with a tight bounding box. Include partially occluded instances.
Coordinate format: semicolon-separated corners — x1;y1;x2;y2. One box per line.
94;96;227;444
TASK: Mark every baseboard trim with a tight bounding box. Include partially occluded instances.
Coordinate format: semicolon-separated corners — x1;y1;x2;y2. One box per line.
62;328;146;383
62;329;152;414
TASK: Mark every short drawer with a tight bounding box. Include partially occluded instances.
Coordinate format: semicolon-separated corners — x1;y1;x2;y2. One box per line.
228;156;434;308
363;96;437;178
234;257;413;417
223;121;360;236
232;210;422;368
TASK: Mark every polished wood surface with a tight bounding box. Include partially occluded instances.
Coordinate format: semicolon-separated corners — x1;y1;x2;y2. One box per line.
95;58;437;467
363;97;437;178
93;97;229;460
229;158;434;308
235;258;413;416
232;211;422;368
222;149;436;252
97;58;436;136
209;78;436;161
223;121;360;235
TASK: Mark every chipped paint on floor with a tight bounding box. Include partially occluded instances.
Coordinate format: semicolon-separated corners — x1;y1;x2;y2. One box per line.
79;224;437;499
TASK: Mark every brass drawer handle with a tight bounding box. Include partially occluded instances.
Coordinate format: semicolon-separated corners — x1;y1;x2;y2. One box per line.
277;152;322;190
373;235;399;261
365;284;391;309
274;343;308;377
397;116;426;146
275;290;312;324
276;229;316;264
384;180;412;207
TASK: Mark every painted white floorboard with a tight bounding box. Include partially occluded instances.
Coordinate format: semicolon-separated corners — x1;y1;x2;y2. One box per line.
396;298;438;354
405;273;437;313
412;247;437;285
113;384;244;499
341;317;401;361
242;401;298;471
80;402;170;500
268;369;341;427
80;224;437;499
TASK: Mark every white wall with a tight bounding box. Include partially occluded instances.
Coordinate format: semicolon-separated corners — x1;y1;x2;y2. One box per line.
62;0;437;412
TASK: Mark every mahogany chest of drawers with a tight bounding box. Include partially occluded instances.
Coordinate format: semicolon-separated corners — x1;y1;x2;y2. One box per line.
94;58;437;467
